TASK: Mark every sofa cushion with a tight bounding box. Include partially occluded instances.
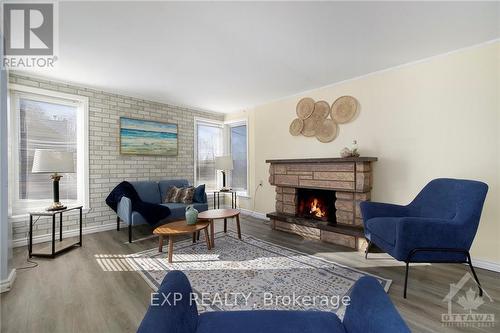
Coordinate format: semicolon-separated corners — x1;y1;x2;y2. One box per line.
159;179;190;202
130;181;161;204
365;217;399;246
197;310;346;333
162;202;208;220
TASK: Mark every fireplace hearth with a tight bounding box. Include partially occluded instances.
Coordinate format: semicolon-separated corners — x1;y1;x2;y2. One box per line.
296;188;336;223
266;157;377;251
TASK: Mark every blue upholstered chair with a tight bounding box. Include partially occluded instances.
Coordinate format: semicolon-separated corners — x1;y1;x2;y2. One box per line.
360;178;488;298
137;271;411;333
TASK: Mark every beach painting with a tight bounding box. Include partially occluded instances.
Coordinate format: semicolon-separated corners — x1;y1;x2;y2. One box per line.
120;117;178;156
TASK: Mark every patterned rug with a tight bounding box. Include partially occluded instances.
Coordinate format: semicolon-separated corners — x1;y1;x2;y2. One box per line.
97;231;391;317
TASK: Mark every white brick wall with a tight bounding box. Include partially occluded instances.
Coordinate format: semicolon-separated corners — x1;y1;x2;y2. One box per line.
9;74;224;242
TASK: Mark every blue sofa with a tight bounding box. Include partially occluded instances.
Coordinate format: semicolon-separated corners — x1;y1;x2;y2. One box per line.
116;179;208;242
138;271;411;333
361;178;488;298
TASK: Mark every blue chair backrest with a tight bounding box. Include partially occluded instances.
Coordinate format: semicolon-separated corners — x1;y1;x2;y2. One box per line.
409;178;488;246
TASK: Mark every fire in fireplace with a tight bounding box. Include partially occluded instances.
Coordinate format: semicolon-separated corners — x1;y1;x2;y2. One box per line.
296;188;336;223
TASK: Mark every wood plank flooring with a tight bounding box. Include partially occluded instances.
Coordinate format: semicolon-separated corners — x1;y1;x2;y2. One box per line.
1;215;499;333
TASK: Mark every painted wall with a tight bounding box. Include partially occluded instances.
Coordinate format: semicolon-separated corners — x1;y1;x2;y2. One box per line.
230;42;500;265
8;74;224;244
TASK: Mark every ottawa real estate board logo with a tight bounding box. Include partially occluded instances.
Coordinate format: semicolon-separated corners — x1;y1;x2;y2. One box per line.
442;272;495;328
2;2;58;69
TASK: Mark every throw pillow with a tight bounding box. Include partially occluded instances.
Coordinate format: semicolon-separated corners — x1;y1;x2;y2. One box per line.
193;184;206;203
179;187;195;204
165;186;182;203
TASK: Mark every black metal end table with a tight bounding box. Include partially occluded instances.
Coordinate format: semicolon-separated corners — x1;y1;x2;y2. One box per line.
212;190;237;209
29;206;83;258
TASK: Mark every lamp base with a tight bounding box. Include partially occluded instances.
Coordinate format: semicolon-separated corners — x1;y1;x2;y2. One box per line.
46;202;67;211
219;188;230;192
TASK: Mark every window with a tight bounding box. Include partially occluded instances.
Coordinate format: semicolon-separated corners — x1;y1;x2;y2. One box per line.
8;85;89;216
228;122;248;193
194;119;223;191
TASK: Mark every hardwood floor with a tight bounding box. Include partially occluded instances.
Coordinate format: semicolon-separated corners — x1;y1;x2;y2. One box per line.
1;215;499;332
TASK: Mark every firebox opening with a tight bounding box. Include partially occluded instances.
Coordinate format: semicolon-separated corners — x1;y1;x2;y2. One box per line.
296;188;336;223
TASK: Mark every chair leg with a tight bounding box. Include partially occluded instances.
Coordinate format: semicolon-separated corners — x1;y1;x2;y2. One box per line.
128;224;132;243
365;240;372;259
404;261;410;299
117;216;120;231
466;251;483;296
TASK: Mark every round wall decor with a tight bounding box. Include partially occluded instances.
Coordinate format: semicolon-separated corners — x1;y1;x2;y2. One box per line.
331;96;358;124
296;97;315;119
289;118;304;136
316;119;338;143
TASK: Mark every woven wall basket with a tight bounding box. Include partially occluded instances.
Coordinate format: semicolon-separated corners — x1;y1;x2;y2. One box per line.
331;96;358;124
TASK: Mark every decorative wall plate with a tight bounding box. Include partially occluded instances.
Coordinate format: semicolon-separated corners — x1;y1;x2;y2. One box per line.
316;119;338;143
331;96;358;124
301;101;330;137
289;118;304;136
296;97;315;119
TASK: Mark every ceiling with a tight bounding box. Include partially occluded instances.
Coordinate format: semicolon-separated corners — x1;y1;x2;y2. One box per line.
20;1;500;113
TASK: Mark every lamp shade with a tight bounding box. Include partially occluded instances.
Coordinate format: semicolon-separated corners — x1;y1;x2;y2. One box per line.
32;150;75;173
215;156;233;171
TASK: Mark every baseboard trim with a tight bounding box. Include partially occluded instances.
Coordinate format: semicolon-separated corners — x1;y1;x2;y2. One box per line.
219;205;269;220
12;221;127;248
471;258;500;273
0;269;16;293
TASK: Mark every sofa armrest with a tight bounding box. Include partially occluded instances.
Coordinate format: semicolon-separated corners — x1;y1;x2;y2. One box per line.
117;196;132;224
137;271;198;333
343;276;410;333
360;201;409;221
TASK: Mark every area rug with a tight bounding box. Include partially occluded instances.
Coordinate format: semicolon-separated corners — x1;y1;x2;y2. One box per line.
96;231;391;317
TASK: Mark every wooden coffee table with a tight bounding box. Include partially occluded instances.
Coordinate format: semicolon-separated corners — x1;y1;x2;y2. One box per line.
153;220;211;263
198;209;241;248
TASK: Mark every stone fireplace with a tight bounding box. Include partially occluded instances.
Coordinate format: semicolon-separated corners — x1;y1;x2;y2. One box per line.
266;157;377;251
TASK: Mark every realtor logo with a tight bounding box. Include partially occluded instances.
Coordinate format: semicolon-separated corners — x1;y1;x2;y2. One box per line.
3;3;53;55
2;2;58;69
441;272;495;328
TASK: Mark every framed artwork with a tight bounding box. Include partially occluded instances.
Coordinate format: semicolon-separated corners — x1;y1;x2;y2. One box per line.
120;117;178;156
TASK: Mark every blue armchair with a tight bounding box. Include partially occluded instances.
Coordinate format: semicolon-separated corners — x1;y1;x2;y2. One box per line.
116;179;208;242
360;178;488;298
137;270;411;333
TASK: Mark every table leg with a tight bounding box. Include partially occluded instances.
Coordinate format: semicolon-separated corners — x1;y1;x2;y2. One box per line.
192;232;196;243
224;218;227;233
210;219;215;248
59;212;63;241
236;214;241;240
158;235;163;252
204;228;211;250
79;208;83;246
168;236;174;263
29;215;33;258
52;215;56;257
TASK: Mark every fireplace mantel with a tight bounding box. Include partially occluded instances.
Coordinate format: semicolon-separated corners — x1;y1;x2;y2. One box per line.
266;156;377;251
266;157;377;164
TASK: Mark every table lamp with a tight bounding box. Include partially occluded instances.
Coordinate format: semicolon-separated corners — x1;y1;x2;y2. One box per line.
32;150;75;211
215;156;233;192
